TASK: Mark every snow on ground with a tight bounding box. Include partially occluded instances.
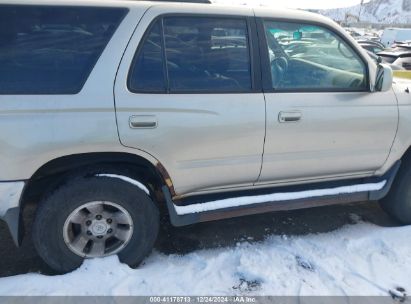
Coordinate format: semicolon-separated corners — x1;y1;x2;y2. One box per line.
0;220;410;297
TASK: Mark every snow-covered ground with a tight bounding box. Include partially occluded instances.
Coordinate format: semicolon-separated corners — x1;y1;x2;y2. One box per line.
0;219;410;297
213;0;411;24
322;0;411;24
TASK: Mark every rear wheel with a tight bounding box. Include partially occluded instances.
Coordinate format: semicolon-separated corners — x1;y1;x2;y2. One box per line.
32;175;159;273
380;159;411;224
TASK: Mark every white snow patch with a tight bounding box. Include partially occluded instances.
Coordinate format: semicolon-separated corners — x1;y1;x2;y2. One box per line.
1;222;410;296
213;0;411;24
175;181;386;215
96;174;150;195
322;0;411;24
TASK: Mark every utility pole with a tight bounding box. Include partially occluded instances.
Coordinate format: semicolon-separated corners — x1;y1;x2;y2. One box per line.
358;0;365;22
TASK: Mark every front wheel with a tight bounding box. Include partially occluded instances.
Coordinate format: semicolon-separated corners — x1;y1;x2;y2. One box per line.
380;159;411;224
32;175;159;273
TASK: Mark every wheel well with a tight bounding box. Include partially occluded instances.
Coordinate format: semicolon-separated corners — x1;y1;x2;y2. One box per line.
21;152;171;211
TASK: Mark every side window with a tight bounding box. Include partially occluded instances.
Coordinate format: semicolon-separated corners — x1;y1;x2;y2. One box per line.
263;20;367;91
0;5;127;95
129;16;252;93
163;17;251;92
129;20;166;93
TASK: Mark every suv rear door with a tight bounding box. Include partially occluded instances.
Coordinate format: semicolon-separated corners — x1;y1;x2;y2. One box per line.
114;5;265;196
256;15;398;185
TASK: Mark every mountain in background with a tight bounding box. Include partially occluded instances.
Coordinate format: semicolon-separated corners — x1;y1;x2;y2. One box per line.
321;0;411;24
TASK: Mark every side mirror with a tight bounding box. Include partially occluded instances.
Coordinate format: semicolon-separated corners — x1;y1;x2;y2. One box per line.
375;64;393;92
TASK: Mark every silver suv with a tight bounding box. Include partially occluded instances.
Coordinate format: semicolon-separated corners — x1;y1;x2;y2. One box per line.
0;0;409;273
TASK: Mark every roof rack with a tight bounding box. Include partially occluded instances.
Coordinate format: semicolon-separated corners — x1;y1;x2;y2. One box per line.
144;0;212;3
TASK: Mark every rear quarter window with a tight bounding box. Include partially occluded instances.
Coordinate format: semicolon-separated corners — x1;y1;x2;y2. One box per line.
0;5;128;95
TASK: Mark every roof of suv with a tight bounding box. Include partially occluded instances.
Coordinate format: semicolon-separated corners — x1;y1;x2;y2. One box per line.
0;0;354;45
0;0;335;25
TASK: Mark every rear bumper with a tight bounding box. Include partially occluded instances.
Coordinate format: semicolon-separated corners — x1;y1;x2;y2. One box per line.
0;181;25;246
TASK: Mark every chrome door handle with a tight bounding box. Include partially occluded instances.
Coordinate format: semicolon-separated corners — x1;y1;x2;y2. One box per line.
129;115;158;129
278;111;302;123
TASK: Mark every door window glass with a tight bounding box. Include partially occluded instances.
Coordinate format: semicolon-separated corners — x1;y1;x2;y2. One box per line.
263;20;367;91
129;20;166;93
163;16;252;92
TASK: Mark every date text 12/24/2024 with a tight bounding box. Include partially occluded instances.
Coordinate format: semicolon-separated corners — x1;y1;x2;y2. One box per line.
149;297;257;303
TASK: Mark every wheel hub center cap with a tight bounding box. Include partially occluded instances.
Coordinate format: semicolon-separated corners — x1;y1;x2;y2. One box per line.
91;221;108;235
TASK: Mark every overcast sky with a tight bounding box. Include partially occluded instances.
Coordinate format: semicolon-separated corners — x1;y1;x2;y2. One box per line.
215;0;371;9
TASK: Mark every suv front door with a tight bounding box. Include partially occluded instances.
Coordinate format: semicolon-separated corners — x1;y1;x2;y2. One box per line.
115;7;265;196
256;17;398;185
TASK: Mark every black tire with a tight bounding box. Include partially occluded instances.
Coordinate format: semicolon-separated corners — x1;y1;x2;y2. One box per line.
32;175;159;273
380;159;411;224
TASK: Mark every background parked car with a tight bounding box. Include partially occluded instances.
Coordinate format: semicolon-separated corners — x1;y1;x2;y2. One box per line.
357;39;385;54
377;50;411;70
356;39;385;49
358;41;385;54
365;50;404;70
381;28;411;47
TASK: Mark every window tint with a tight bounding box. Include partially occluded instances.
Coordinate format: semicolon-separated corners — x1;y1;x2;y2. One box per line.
0;5;127;95
129;21;166;92
164;17;251;92
263;21;367;91
129;16;252;93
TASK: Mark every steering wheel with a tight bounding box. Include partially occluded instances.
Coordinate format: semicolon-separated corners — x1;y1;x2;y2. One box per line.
271;56;289;88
